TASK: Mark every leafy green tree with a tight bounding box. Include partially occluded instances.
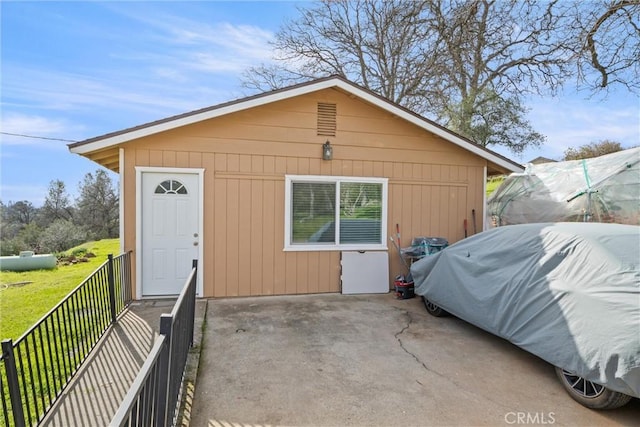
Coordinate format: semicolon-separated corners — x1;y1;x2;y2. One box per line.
0;201;21;240
1;200;39;252
75;170;119;240
563;140;624;160
5;200;37;226
292;182;335;222
0;179;95;253
0;237;26;256
17;223;43;252
40;179;74;226
39;219;87;253
444;91;544;154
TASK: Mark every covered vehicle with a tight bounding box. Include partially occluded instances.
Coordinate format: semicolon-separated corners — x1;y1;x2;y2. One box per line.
411;222;640;409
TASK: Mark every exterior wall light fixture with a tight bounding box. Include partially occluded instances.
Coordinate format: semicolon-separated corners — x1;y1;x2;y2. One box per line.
322;140;333;160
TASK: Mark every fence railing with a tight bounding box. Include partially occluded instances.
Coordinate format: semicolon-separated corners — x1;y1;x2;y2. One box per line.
1;252;133;427
111;260;197;427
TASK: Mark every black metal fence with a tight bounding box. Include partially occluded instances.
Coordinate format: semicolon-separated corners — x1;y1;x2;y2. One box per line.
0;252;132;427
111;260;197;427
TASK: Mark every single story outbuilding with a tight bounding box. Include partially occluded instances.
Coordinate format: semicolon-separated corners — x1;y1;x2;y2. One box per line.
69;76;523;298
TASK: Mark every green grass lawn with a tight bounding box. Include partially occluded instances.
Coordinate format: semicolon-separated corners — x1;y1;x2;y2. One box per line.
0;238;120;341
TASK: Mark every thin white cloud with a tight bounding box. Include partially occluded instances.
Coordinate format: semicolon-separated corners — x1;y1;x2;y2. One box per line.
0;113;77;149
2;3;279;142
1;63;235;132
169;21;273;57
190;52;261;73
102;3;276;73
2;17;273;110
152;67;190;83
2;113;67;135
3;66;197;113
0;1;287;206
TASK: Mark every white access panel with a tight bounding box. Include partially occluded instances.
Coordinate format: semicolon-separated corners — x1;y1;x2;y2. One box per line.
341;251;389;294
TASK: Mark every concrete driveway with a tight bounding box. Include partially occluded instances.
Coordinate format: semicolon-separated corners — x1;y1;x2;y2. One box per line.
190;293;639;426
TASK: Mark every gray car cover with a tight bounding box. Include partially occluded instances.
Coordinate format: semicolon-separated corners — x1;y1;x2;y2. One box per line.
411;222;640;398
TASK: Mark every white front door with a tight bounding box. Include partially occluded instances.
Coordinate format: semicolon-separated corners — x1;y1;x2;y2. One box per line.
141;172;200;296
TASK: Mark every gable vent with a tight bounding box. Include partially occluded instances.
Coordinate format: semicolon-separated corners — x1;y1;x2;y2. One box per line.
317;103;337;136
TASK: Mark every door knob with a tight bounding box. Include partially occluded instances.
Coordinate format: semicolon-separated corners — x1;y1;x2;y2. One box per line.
193;242;199;246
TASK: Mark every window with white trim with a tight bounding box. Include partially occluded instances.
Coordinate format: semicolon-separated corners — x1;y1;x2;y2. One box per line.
284;175;388;251
154;179;188;195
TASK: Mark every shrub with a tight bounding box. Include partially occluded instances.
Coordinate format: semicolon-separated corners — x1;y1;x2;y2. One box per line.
39;220;87;253
0;237;26;256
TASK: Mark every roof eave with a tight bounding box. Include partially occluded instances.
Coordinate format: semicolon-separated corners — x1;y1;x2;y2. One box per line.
69;76;524;174
68;77;341;155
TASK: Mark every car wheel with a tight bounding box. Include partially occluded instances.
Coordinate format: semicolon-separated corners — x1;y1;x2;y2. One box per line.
421;296;449;317
554;367;632;409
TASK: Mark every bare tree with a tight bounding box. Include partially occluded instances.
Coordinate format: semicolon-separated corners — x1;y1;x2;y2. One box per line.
244;0;439;113
427;0;577;151
243;0;577;153
244;1;639;153
570;0;640;92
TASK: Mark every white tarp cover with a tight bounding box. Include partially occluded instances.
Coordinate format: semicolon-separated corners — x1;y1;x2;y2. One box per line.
487;147;640;226
411;222;640;397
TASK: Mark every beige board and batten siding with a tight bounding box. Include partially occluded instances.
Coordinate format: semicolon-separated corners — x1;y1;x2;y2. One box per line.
121;87;486;298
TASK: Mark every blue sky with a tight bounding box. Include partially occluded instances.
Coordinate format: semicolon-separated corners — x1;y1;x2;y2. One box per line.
1;1;639;206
